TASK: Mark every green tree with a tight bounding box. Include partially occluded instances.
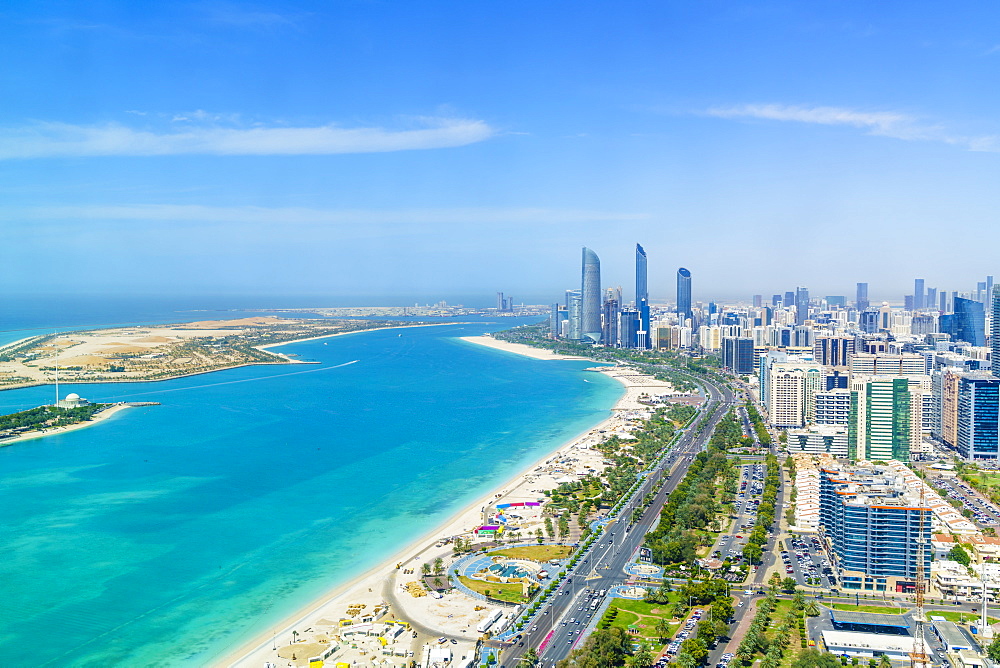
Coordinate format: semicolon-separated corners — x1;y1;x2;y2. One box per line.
520;648;540;668
949;543;972;567
656;617;673;642
557;627;633;668
545;517;555;538
791;650;843;668
629;645;653;668
877;655;891;668
782;577;798;593
804;600;820;617
987;636;1000;663
434;557;444;574
422;562;431;575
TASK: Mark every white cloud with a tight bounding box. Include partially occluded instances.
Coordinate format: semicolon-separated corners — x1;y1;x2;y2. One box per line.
705;103;1000;152
0;117;496;159
2;204;648;226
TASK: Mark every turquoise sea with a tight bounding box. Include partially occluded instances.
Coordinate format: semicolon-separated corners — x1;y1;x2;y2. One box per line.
0;313;622;666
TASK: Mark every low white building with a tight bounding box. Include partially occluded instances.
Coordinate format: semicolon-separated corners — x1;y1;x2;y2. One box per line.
821;630;914;660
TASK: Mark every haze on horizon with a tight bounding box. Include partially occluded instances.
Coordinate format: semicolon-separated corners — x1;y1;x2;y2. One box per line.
2;1;999;304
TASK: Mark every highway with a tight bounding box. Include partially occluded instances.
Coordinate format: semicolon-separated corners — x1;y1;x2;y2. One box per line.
498;374;737;668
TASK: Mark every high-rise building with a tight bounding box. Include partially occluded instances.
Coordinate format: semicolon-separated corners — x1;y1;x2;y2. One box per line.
752;294;763;308
818;465;931;592
849;376;918;461
942;297;986;347
602;288;620;347
784;291;795;308
795;286;810;325
635;244;647;304
993;286;1000;379
825;296;846;308
772;294;782;307
925;288;937;311
913;278;925;310
814;336;855;367
957;373;1000;461
676;268;692;322
566;290;582;340
721;337;755;375
856;283;869;311
581;247;602;343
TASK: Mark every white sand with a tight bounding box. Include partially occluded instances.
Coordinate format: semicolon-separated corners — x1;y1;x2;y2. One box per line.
221;337;681;667
0;403;135;448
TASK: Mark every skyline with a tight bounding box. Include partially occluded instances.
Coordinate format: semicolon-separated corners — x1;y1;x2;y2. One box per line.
3;2;1000;299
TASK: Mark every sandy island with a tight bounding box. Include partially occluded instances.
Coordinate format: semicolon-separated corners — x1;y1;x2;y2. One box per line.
219;336;691;668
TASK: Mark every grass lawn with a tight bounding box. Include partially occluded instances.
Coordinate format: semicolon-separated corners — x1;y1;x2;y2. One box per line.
930;610;999;625
830;603;905;614
968;472;1000;486
603;598;682;642
458;576;529;604
489;545;574;560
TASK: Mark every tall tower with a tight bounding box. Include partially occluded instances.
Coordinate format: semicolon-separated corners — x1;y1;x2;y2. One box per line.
636;244;650;348
676;268;692;323
795;286;810;325
856;282;869;311
993;286;1000;379
581;247;602;343
635;244;648;304
913;278;925;310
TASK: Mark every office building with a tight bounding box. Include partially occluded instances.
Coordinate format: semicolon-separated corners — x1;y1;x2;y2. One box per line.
566;290;582;340
752;294;763;308
925;288;937;311
856;283;869;311
760;353;824;428
634;243;647;304
850;353;927;377
819;465;932;592
601;288;620;347
814;336;855;367
722;337;755;375
581;247;602;343
914;278;925;310
826;296;847;308
795;286;810;325
956;373;1000;461
786;425;849;457
676;267;692;322
815;389;852;426
848;376;920;461
942;297;986;347
993;286;1000;380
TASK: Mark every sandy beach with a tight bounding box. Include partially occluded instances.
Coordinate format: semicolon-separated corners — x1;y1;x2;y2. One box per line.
0;402;138;448
220;337;684;668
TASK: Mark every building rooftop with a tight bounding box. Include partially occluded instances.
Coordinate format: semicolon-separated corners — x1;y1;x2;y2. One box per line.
830;610;911;631
821;630;915;653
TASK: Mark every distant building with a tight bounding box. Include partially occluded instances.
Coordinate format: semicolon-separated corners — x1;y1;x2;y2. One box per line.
566;290;582;340
676;267;692;323
825;295;846;308
581;248;602;343
914;278;925;310
856;282;869;311
814;335;855;367
795;286;810;325
635;243;647;304
55;392;90;409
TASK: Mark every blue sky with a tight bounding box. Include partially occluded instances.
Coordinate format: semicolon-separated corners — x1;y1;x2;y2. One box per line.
2;1;999;305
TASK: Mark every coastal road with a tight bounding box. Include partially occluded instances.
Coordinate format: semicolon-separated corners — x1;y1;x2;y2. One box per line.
500;375;737;668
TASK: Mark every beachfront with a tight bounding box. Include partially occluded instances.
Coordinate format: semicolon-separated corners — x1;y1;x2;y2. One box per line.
222;336;693;668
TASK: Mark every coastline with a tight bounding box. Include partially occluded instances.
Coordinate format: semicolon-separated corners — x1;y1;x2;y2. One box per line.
456;334;588;360
0;403;136;448
0;322;455;394
220;336;678;667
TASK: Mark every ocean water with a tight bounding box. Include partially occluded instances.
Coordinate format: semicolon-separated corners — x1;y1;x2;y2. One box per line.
0;317;622;666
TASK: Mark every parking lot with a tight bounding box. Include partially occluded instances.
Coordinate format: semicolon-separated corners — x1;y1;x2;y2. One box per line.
781;534;837;588
932;476;1000;527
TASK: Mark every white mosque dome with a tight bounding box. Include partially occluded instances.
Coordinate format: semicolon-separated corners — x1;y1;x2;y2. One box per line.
65;393;80;401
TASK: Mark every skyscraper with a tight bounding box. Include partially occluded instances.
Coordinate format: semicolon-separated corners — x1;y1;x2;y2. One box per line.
795;286;810;325
635;244;647;303
992;286;1000;379
856;282;869;311
566;290;582;340
913;278;925;310
581;247;602;343
943;297;986;347
635;244;650;348
676;267;692;322
957;373;1000;461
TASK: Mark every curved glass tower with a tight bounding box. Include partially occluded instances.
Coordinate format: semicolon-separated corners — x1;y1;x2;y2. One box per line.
635;244;648;303
581;247;602;343
676;267;692;322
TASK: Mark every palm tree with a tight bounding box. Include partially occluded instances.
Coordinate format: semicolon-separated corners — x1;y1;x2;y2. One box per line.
519;648;540;668
656;617;673;642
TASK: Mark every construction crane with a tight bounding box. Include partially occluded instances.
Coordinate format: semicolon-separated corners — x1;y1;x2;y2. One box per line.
910;480;929;668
